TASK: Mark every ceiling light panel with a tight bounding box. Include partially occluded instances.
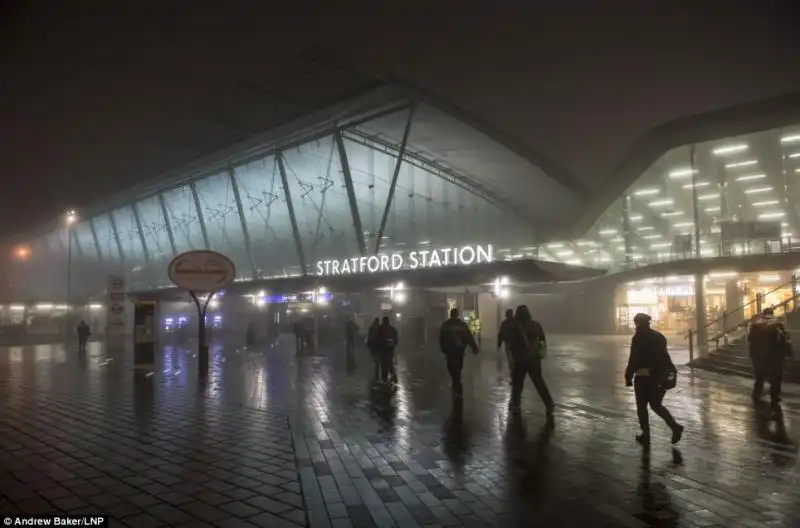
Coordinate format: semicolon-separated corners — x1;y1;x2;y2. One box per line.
725;160;758;168
682;182;710;189
745;187;773;194
735;174;766;182
712;144;748;155
668;168;696;178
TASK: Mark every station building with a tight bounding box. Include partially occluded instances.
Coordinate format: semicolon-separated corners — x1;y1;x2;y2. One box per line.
6;88;800;350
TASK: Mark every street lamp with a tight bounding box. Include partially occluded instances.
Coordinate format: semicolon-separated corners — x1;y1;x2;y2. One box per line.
65;210;77;337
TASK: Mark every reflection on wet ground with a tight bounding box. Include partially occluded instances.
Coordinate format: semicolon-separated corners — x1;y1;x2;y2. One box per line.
1;335;799;527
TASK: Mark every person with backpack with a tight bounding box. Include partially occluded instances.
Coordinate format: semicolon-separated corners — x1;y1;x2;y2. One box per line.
748;307;793;408
439;308;480;400
375;316;399;384
625;312;684;445
508;305;555;417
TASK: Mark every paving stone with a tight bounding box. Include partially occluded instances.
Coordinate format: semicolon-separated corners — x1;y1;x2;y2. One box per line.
2;337;800;527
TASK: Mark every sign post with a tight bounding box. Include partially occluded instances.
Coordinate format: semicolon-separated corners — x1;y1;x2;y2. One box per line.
168;250;235;378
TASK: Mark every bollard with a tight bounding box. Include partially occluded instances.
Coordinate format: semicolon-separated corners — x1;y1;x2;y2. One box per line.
688;329;694;364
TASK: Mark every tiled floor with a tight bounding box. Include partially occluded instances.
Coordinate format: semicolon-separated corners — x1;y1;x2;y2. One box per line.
1;334;799;527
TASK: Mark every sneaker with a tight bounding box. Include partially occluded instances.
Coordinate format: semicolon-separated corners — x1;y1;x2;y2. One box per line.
671;424;684;444
635;434;650;445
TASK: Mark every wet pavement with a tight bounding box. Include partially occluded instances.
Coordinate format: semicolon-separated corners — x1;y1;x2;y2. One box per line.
1;334;799;527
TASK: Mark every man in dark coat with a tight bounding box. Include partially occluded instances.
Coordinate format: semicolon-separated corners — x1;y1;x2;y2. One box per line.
625;313;683;445
749;307;793;408
439;308;479;400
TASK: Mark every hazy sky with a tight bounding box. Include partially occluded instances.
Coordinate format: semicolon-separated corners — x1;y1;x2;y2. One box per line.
1;0;798;239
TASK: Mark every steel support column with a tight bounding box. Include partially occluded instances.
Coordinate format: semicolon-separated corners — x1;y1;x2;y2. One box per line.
276;151;308;275
158;193;178;257
89;218;104;263
131;203;151;264
190;182;211;249
109;212;125;263
334;129;366;256
228;168;258;278
71;229;84;259
375;105;416;254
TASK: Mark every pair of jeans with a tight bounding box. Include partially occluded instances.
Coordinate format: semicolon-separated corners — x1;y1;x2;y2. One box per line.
445;353;465;396
634;376;678;436
510;355;554;408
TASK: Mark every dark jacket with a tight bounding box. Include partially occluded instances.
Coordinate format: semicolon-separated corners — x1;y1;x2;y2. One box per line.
625;328;672;384
507;319;546;361
375;324;398;350
497;318;516;349
345;321;359;341
77;323;91;340
439;318;478;355
367;322;380;349
748;315;791;361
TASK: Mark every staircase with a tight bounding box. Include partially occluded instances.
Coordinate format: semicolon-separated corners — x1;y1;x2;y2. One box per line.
688;277;800;383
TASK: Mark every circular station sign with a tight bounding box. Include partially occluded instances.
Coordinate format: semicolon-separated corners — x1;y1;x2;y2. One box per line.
168;250;236;292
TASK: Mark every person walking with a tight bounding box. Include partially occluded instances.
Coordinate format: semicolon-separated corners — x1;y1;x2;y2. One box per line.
748;307;793;409
624;313;684;445
366;318;381;381
76;320;91;354
293;320;304;353
508;305;555;418
344;316;359;363
375;316;399;384
439;308;480;400
497;308;516;377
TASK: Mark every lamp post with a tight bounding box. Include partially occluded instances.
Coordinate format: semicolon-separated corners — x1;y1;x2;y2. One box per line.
65;210;77;338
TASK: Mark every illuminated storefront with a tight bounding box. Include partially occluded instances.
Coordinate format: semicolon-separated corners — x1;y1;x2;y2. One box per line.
615;271;798;334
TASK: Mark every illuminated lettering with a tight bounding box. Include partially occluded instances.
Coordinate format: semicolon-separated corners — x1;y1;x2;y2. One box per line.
391;254;403;270
459;246;476;265
441;248;452;265
313;244;494;276
367;255;380;272
477;245;493;263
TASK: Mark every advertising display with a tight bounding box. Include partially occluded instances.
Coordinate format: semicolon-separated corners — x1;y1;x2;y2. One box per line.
316;244;494;276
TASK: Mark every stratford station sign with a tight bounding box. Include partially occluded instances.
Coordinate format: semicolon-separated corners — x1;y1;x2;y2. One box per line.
315;244;494;276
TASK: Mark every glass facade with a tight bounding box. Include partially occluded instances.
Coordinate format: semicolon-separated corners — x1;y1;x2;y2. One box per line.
12;111;800;302
13;115;541;300
536;125;800;270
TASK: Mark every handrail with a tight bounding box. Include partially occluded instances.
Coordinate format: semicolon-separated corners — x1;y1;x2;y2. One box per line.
692;275;796;338
685;274;798;363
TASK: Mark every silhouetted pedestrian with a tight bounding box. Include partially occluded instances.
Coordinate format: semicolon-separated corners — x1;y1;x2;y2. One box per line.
439;308;479;400
76;320;91;354
508;305;554;418
345;316;359;362
749;307;793;408
625;313;683;445
366;318;380;380
497;308;515;376
375;316;398;384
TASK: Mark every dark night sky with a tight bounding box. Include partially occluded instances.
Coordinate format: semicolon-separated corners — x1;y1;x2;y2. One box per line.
1;0;799;240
